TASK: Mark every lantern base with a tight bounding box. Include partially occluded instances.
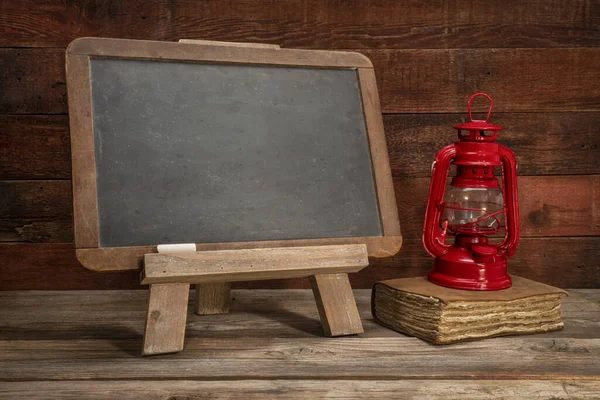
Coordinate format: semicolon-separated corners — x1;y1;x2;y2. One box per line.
428;245;512;291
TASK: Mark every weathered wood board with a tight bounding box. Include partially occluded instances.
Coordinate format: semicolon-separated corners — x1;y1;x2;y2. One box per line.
2;380;600;400
0;289;598;398
8;47;600;115
142;245;369;284
2;0;599;49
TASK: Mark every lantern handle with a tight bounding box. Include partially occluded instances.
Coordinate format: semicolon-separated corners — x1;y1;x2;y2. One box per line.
498;144;520;257
422;144;456;258
468;93;493;122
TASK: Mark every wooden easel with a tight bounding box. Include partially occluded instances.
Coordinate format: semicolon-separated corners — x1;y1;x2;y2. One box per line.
141;244;369;355
66;37;403;356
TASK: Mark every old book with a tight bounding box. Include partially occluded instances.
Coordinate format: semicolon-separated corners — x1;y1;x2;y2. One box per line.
372;276;566;344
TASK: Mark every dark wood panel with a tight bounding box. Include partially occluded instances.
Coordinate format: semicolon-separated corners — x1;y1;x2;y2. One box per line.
2;113;598;180
0;243;141;290
0;116;70;179
0;180;72;243
385;113;600;177
0;0;172;48
1;176;596;242
2;48;599;115
364;48;600;113
0;48;66;114
1;0;598;49
1;238;598;290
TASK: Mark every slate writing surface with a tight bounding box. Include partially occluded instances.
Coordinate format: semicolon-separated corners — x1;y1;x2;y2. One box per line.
90;58;382;247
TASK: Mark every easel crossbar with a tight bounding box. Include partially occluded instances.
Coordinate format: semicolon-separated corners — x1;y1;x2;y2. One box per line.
141;244;369;285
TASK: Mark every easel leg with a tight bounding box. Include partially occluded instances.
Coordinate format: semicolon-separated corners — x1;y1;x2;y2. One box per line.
310;273;364;337
195;282;231;315
143;283;190;356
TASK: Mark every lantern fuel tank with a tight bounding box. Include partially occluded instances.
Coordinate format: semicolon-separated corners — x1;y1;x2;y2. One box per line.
422;93;520;290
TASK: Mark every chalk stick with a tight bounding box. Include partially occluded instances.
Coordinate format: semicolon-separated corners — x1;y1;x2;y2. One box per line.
157;243;197;254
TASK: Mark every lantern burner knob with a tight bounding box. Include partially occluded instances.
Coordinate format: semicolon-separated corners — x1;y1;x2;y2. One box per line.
472;244;498;263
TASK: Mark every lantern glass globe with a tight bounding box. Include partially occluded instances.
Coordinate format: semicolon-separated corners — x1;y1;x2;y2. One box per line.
443;186;505;235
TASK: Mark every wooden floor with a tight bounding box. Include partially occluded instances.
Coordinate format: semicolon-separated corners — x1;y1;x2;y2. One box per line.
0;289;598;399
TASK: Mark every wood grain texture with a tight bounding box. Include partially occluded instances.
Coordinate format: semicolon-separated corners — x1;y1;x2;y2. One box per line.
310;273;364;336
142;283;190;355
1;238;598;290
2;48;599;115
0;243;142;290
0;48;66;114
357;67;401;237
0;289;598;396
0;180;72;243
1;336;599;381
2;380;600;399
1;0;597;49
0;2;598;292
0;116;70;180
0;290;598;381
363;48;600;113
1;289;597;341
142;245;369;284
2;175;596;243
385;112;600;178
2;113;598;181
195;283;231;315
0;0;173;48
65;53;99;249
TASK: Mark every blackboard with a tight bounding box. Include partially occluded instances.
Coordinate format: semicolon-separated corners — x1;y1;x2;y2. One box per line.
66;38;401;271
91;59;381;247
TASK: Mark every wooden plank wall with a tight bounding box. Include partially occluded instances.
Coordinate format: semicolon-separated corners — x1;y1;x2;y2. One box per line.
0;0;598;289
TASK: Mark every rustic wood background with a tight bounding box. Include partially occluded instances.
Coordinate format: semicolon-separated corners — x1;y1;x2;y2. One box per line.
0;0;598;290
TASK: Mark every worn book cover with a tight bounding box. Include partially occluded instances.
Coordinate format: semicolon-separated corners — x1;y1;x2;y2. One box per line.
372;276;566;344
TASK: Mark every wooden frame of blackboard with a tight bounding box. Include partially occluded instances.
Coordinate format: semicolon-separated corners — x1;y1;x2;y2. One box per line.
66;37;402;272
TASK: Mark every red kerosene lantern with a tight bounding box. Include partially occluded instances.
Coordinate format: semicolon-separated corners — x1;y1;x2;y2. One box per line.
422;93;520;290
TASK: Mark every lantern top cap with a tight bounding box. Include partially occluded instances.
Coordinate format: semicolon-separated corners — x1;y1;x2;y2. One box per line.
454;121;503;131
454;93;503;140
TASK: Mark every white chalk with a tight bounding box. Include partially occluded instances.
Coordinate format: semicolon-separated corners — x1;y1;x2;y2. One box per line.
157;243;197;254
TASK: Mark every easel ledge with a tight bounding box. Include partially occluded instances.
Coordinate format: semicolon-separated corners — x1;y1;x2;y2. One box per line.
141;244;368;284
